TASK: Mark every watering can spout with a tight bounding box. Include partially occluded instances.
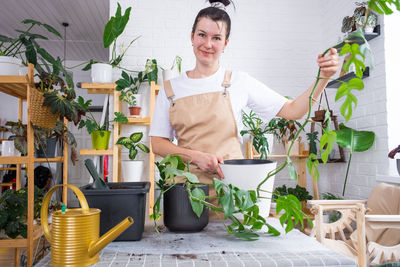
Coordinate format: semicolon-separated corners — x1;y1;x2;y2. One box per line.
88;217;134;257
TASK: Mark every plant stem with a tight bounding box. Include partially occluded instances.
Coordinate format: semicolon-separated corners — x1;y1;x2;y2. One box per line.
3;24;35;55
342;152;352;196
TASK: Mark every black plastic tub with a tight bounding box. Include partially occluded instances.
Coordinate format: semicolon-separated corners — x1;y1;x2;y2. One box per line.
163;183;209;232
81;182;150;241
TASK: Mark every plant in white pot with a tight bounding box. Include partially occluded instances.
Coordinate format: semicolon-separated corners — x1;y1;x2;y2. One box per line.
268;117;304;156
115;60;158;117
160;55;182;82
116;132;150;182
80;3;140;83
0;19;63;75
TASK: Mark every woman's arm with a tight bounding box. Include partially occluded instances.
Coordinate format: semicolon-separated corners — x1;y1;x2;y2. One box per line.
277;48;340;120
151;136;225;177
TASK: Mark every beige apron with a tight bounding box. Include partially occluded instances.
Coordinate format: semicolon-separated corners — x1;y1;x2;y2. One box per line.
164;70;243;217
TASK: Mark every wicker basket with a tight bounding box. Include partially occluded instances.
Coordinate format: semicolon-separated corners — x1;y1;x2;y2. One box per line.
30;88;58;130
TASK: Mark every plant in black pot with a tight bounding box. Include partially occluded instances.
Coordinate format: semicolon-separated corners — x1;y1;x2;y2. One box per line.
151;154;311;241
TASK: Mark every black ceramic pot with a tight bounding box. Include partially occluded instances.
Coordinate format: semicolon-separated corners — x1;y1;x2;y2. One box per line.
163;183;209;232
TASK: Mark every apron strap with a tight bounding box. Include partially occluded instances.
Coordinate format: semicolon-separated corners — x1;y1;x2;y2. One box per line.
164;80;175;105
222;70;232;96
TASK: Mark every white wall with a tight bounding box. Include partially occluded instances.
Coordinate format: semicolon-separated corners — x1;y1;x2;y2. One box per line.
110;0;325;194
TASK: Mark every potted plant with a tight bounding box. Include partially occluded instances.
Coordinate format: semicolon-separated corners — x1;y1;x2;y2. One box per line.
116;132;150;182
80;3;140;83
240;110;274;159
0;19;64;76
341;2;378;34
150;154;311;240
5;120;78;164
160;55;182;82
115;59;158;117
268;116;303;155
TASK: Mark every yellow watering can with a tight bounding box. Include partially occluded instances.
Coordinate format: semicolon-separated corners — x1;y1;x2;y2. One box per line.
41;184;134;267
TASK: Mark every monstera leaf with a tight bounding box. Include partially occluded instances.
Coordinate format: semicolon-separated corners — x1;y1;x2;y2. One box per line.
334;124;375;195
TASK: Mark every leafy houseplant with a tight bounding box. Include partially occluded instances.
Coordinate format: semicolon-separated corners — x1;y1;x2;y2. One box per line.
273;185;313;202
341;3;378;34
150;154;311;241
240;110;273;159
161;55;182;81
0;186;43;239
257;0;400;201
115;59;158;117
116;132;150;182
81;2;140;81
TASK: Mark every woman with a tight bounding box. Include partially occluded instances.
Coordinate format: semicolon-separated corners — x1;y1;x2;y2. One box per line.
150;0;339;185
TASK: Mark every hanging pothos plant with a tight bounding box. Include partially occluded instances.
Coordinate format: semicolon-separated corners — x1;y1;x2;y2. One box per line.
258;0;399;197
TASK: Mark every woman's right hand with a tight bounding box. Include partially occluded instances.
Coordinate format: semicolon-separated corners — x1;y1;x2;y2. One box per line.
194;151;225;178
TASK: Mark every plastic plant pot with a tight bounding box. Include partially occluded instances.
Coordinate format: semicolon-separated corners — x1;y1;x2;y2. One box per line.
91;130;111;150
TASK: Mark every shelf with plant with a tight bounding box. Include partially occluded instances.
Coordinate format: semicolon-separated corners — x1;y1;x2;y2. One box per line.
115;59;158;119
258;0;400;199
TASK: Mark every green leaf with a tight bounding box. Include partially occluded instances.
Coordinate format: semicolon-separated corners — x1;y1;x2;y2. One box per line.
42;23;62;39
334;123;375;152
129;149;138;160
137;143;150;153
288;163;297;180
189;187;206;218
114;112;128;124
219;187;235;218
307;153;320;181
320;131;337;163
116;137;131;146
130;132;143;143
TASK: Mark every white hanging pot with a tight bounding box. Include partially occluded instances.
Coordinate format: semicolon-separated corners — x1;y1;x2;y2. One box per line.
219;159;277;218
121;160;144;182
91;63;112;83
162;69;177;82
0;56;22;75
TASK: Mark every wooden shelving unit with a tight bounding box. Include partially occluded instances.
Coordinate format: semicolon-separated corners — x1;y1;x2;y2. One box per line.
0;63;68;267
80;81;160;214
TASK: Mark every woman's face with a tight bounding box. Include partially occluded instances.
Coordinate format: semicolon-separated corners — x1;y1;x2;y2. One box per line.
191;17;229;67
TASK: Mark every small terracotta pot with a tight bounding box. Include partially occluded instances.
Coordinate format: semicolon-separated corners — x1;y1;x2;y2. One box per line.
129;106;141;117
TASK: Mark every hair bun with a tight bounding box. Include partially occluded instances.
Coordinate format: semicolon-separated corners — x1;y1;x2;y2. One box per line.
209;0;231;7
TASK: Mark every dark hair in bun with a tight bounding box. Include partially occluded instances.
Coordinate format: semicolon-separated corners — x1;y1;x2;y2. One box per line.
192;0;233;39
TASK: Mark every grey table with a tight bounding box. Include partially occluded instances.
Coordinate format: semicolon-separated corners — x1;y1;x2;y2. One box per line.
36;218;357;267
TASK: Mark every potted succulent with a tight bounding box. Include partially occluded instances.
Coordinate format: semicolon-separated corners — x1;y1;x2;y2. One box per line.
116;132;150;182
115;59;158;117
151;154;311;240
160;55;182;82
81;3;140;82
0;19;64;76
240;110;274;159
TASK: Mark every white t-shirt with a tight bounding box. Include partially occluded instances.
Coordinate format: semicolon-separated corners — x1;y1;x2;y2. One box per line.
149;67;287;143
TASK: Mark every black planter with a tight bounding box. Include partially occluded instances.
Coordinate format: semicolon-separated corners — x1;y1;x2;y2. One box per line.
81;182;149;241
163;183;209;232
35;137;57;158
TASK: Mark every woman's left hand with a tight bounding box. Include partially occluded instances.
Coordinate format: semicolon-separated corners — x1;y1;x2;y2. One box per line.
318;48;340;78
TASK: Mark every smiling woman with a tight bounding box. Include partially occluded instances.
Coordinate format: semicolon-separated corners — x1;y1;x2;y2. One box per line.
149;0;340;218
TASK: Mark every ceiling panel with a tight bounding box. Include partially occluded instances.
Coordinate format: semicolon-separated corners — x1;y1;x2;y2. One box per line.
0;0;109;62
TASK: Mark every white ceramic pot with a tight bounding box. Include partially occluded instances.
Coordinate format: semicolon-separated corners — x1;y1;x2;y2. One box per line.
219;159;277;218
121;160;144;182
91;63;112;83
364;26;374;33
162;69;177;82
0;56;22;75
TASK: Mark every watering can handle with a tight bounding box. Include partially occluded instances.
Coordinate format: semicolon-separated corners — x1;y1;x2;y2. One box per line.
41;184;90;242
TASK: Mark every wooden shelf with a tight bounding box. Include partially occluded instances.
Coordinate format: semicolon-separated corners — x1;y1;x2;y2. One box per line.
34;156;64;163
81;83;115;94
0;225;43;248
0;75;31;99
0;156;28;164
327;67;370;88
80;149;113;155
127;117;151;124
